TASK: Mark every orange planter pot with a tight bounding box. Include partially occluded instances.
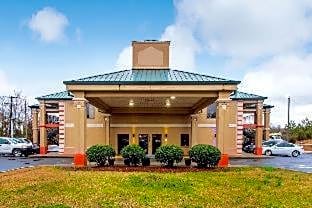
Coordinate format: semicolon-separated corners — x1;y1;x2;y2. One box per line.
218;154;229;167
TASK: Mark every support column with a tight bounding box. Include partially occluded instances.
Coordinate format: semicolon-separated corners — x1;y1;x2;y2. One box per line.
104;114;110;145
190;114;198;146
255;101;264;155
73;93;87;166
263;108;271;140
39;102;47;154
31;108;39;144
236;101;244;154
216;92;232;167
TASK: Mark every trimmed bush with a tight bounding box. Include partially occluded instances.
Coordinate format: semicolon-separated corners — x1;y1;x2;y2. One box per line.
189;144;221;168
155;145;183;167
86;145;116;166
121;144;145;166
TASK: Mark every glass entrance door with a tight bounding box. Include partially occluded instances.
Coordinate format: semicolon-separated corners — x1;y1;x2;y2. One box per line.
138;134;149;154
117;134;129;154
152;134;162;154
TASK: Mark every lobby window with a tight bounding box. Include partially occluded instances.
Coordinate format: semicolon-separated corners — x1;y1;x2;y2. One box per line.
180;134;189;147
86;103;95;119
207;103;216;119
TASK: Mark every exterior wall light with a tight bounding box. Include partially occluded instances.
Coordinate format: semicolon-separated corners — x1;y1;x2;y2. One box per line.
221;103;227;110
165;99;171;107
129;99;134;107
170;96;176;100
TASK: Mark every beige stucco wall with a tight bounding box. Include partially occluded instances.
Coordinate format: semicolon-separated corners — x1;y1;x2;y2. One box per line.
63;102;239;155
86;110;106;148
132;41;170;69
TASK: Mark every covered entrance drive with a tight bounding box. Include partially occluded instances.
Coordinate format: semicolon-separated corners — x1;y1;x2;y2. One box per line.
64;69;240;166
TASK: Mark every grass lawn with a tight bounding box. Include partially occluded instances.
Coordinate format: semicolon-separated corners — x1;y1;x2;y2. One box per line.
0;167;311;208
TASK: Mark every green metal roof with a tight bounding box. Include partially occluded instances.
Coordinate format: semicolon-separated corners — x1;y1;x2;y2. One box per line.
230;91;267;101
63;69;240;85
36;91;74;101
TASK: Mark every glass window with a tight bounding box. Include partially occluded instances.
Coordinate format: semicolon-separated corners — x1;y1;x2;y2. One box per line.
207;103;217;118
0;138;9;144
276;142;287;147
0;138;5;144
86;103;95;119
181;134;189;147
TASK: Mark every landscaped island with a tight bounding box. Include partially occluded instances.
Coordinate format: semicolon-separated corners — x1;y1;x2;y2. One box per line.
0;167;311;208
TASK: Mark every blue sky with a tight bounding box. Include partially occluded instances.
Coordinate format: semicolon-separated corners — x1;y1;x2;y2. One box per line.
0;0;176;95
1;0;312;125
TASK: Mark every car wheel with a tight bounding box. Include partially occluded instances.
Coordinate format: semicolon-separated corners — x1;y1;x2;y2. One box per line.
265;150;272;156
292;150;300;157
12;149;22;157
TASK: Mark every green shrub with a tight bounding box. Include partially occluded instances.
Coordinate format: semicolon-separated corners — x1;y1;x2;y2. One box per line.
86;145;116;166
155;145;183;167
121;144;145;166
189;144;221;168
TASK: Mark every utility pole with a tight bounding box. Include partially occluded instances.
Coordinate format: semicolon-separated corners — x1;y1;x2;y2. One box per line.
8;96;17;138
287;96;290;126
24;99;28;138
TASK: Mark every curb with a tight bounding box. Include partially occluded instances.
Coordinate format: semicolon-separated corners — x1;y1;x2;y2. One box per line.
0;165;35;174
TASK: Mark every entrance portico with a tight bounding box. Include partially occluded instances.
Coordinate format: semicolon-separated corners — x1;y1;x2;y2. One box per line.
31;40;274;167
64;70;239;165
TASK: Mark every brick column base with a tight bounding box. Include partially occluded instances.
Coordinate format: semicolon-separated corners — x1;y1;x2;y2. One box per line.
74;153;87;167
255;147;263;155
218;154;229;167
40;146;48;154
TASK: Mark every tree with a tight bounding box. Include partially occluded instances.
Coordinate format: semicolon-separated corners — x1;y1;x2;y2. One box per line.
0;91;32;138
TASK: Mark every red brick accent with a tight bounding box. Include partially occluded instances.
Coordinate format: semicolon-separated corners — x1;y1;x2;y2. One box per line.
40;146;48;154
255;147;263;155
218;154;229;167
74;153;87;166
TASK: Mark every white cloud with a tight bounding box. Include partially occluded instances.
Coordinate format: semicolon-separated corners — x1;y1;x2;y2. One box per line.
28;7;69;43
0;70;14;95
240;54;312;125
115;46;132;69
114;0;312;125
161;25;200;70
173;0;312;59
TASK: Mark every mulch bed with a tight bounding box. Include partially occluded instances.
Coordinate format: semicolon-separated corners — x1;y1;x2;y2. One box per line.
60;165;230;173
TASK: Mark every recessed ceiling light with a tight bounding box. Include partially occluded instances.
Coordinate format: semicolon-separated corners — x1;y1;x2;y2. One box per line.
170;96;176;100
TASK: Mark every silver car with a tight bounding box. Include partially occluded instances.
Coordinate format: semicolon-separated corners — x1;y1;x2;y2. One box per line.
262;142;304;157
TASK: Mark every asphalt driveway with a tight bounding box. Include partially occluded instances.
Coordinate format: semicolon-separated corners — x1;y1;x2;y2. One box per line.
0;157;73;172
230;153;312;173
1;154;311;173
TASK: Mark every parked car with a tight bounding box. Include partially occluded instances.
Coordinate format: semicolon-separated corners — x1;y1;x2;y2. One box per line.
243;143;255;153
262;139;284;147
18;138;39;154
262;142;304;157
0;137;31;157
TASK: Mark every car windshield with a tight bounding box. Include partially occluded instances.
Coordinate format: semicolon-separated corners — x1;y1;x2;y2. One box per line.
21;138;31;143
8;139;18;144
13;138;24;143
262;141;277;147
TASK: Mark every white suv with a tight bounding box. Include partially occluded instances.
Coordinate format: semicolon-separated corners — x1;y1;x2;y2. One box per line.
0;137;30;157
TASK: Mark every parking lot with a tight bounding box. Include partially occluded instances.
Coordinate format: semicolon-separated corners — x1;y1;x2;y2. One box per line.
0;157;73;172
0;154;311;173
230;153;312;173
